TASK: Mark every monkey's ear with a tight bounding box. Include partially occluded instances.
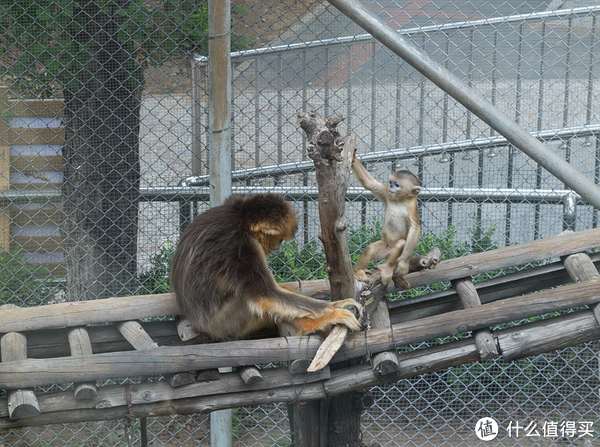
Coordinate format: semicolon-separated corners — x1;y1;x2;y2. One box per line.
412;186;421;196
251;223;283;236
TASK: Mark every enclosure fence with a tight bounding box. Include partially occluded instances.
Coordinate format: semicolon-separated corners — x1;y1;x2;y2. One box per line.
1;0;600;445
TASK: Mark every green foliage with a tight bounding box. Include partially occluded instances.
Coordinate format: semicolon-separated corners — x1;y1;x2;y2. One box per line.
0;0;250;96
269;239;327;282
0;249;55;306
138;242;176;295
135;215;500;291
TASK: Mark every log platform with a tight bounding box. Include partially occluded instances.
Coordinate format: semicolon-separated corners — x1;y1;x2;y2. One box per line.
1;228;600;429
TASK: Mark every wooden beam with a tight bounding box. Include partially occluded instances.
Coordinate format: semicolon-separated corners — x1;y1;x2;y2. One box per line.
2;278;600;389
403;227;600;288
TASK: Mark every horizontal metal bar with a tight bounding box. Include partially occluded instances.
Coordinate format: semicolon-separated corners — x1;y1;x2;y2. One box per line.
191;5;600;63
0;186;580;206
180;124;600;186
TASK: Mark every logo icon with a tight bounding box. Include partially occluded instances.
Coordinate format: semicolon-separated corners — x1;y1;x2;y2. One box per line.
476;417;499;441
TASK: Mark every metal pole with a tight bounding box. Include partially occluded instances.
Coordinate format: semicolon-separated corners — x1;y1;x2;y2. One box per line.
207;0;233;445
327;0;600;211
208;0;232;208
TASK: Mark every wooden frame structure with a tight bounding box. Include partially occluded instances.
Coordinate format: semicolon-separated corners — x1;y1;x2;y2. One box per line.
1;228;599;429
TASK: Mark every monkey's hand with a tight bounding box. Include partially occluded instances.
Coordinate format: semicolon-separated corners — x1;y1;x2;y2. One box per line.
332;299;364;331
354;268;371;282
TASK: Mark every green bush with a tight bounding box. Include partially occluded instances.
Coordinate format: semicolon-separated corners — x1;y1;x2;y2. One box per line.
138;242;176;295
136;215;500;293
0;249;55;306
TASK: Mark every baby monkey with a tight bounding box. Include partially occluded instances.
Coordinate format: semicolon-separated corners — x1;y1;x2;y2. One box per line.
352;154;421;287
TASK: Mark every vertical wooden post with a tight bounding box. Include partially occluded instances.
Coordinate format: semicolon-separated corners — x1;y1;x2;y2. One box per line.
67;327;98;399
451;278;499;359
297;111;364;447
0;304;41;419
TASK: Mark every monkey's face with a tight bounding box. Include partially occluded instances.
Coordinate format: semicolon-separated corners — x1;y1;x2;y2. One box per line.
269;238;284;253
388;172;421;200
254;231;289;256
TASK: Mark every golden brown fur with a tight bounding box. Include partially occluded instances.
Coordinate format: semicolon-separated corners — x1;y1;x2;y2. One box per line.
170;194;362;340
352;156;421;287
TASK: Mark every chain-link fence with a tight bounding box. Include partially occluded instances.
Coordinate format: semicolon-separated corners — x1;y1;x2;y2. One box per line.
1;0;600;445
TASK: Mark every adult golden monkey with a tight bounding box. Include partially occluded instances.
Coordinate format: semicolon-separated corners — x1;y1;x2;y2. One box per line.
352;154;421;287
170;194;363;340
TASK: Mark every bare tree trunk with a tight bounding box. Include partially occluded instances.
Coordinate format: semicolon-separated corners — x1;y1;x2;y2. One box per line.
298;111;367;447
61;1;141;301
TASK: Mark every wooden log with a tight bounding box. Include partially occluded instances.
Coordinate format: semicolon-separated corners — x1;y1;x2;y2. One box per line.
117;321;195;388
0;304;41;420
67;327;98;399
497;309;600;361
408;247;442;272
390;255;600;324
21;254;599;361
0;363;332;418
288;359;311;375
367;299;400;380
238;366;264;384
196;369;221;382
298;111;362;446
0;293;178;334
1;230;599;336
402;227;600;289
3;278;600;389
562;252;600;325
451;278;499;360
0;341;475;428
4;307;600;429
176;318;201;342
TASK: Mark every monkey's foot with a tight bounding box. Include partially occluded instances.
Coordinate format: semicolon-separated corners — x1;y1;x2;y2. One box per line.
332;299;364;331
354;269;371;282
375;263;395;287
393;275;411;290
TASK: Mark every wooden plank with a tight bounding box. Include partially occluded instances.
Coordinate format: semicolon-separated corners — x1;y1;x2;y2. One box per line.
5;128;64;146
11;155;64;171
2;278;600;389
13;236;61;253
12;210;62;227
0;293;178;333
7;99;63;117
402;227;600;289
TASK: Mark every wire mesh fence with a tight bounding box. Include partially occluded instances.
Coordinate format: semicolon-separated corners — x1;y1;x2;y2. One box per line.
1;0;600;445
